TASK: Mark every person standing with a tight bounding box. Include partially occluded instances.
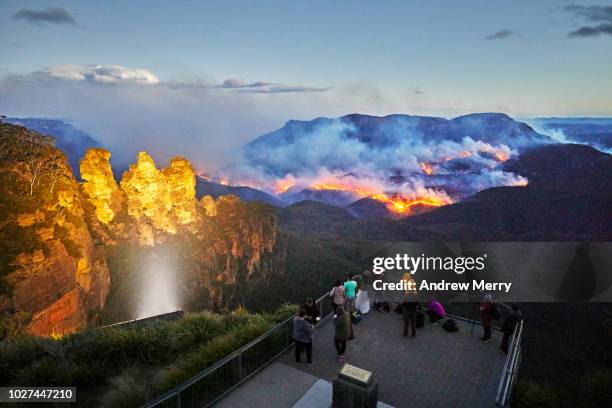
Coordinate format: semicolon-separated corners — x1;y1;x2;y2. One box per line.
480;294;494;342
330;280;345;313
402;298;421;337
500;304;522;353
344;275;358;314
333;306;350;362
301;297;320;325
293;309;314;364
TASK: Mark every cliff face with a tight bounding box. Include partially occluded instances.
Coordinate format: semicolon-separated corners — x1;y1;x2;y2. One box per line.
0;123;110;338
0;122;283;337
80;148;283;318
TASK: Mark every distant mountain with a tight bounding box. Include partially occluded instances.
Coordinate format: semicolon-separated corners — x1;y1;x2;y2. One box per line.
278;200;355;234
502;143;612;187
406;144;612;240
278;144;612;241
195;178;284;207
244;112;554;177
532;117;612;152
345;197;391;219
5;117;102;175
281;188;360;207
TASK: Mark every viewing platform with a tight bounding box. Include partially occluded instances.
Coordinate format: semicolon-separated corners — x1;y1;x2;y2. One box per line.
145;277;523;408
215;309;506;408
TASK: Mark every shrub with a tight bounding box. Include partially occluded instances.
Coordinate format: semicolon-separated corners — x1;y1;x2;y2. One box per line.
100;368;151;408
512;380;561;408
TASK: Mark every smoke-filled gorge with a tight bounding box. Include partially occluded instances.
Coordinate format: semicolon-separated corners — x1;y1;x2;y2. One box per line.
0;122;283;337
210;113;536;217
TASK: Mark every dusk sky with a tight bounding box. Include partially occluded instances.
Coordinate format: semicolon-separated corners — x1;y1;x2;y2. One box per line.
1;1;611;168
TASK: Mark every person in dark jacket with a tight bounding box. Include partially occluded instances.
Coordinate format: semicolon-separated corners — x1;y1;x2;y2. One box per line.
480;294;494;342
293;309;314;364
500;304;522;353
302;297;320;325
333;306;350;362
402;298;421;337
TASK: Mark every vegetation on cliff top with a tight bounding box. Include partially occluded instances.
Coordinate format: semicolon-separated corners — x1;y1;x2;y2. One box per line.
0;304;297;407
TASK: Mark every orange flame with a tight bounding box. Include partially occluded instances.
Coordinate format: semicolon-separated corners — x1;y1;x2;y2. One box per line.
420;162;434;175
311;182;451;214
275;180;295;193
494;151;509;162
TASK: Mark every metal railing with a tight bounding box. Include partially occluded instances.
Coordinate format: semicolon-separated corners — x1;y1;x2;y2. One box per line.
496;318;524;407
143;292;333;408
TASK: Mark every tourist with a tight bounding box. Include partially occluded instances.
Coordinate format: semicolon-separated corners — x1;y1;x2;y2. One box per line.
500;304;522;353
402;297;421;337
480;294;494;342
333;306;350;362
344;274;358;314
426;298;445;324
302;297;321;325
293;309;314;364
330;280;345;313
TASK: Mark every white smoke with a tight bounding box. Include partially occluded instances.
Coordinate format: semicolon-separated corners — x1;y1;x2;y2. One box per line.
137;253;179;319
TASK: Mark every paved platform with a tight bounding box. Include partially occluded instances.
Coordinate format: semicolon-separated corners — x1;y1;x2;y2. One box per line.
215;310;506;408
215;362;318;408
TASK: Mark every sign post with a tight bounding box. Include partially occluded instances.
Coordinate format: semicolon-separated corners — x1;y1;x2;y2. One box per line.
332;364;378;408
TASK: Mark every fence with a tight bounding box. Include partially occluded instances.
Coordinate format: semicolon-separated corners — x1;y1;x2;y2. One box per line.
144;293;333;408
145;284;523;408
495;318;524;407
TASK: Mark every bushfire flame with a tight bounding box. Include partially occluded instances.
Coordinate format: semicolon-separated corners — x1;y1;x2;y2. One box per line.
311;182;451;214
420;162;434;175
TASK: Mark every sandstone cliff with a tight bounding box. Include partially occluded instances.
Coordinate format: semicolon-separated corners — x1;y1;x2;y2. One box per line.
0;123;284;337
0;123;110;338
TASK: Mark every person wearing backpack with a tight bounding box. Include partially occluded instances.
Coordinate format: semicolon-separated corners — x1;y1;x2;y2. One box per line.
479;294;494;342
330;280;345;313
500;304;522;353
333;306;351;362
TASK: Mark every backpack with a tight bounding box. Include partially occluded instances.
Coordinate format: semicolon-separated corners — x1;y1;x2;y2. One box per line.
491;303;501;320
443;319;459;332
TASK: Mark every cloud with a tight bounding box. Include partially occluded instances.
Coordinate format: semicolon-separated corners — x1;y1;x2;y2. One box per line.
13;7;76;26
218;78;330;94
219;78;273;88
565;5;612;37
484;30;517;40
237;85;331;94
0;65;340;171
23;64;160;85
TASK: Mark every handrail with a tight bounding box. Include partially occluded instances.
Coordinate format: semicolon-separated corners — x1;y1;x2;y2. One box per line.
143;292;332;408
495;318;524;406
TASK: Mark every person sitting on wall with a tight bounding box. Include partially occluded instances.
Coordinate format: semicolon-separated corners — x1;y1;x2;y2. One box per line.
302;297;321;325
427;297;445;325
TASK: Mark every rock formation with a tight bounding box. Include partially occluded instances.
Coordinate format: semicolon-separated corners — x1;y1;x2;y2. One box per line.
0;123;110;338
0;124;283;337
80;148;123;224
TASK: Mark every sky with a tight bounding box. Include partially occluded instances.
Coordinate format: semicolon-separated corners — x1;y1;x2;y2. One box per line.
0;0;611;169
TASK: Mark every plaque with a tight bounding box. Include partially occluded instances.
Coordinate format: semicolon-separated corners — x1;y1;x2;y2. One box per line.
339;364;372;385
